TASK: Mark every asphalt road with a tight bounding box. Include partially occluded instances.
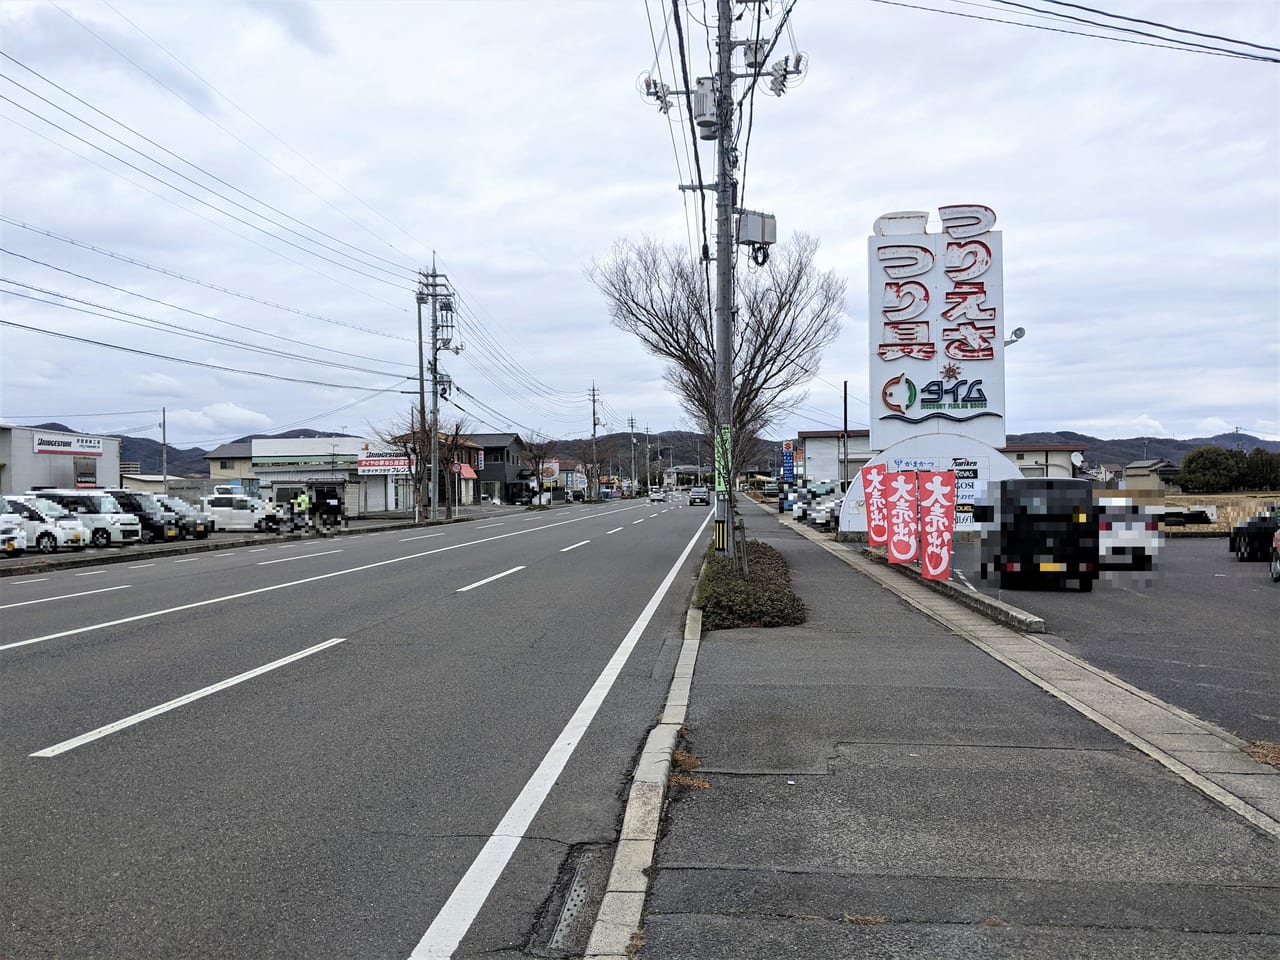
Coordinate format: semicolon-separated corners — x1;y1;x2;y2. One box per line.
1;499;710;959
954;536;1278;744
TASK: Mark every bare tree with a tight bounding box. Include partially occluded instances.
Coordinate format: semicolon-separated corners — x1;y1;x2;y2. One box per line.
437;416;475;518
523;435;558;506
587;232;844;483
369;408;429;522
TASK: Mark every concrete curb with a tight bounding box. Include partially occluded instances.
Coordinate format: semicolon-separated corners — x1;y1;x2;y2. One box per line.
0;517;469;578
584;604;703;959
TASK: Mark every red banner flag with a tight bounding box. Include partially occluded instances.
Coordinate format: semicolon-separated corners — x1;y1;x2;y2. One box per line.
918;470;957;580
861;465;890;546
885;471;919;564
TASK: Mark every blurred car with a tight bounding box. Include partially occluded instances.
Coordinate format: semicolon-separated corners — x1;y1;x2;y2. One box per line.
1097;497;1161;571
28;489;142;547
1271;529;1280;583
5;494;88;553
648;488;667;502
688;485;710;506
101;488;180;544
155;494;213;538
200;494;280;532
1229;508;1279;562
0;504;27;557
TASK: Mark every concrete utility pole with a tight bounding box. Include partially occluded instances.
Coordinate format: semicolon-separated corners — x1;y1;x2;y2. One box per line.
415;280;429;524
160;406;167;496
628;416;637;494
590;383;600;499
713;0;735;558
645;425;652;490
416;258;455;522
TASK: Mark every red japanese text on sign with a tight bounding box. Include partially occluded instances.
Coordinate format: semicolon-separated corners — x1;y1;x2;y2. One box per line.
918;470;957;580
885;471;919;564
862;466;889;546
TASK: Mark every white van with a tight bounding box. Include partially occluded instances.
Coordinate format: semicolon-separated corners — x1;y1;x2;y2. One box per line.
0;504;27;557
5;495;89;553
27;489;142;547
199;494;280;532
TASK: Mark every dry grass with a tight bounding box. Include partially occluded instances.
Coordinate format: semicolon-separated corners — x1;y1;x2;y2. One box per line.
668;772;711;791
672;748;702;772
625;928;645;958
842;914;888;925
1246;741;1280;769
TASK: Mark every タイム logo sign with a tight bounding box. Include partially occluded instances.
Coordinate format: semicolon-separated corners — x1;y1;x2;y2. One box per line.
880;372;998;424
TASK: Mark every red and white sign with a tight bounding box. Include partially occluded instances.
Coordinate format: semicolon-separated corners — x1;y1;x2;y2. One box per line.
450;461;463;475
861;464;889;546
918;470;957;580
885;470;919;565
868;205;1006;451
357;451;412;475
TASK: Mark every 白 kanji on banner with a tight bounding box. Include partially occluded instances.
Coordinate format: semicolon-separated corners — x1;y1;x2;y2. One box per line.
862;465;889;546
919;470;957;580
885;471;919;564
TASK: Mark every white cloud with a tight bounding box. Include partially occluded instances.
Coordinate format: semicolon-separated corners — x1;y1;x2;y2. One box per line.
167;402;272;435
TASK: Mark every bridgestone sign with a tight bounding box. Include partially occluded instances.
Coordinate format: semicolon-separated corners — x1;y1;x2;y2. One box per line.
34;434;103;456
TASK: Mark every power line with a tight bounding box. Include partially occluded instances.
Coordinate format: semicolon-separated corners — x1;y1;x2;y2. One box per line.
1037;0;1280;53
3;409;159;420
2;248;418;370
0;217;414;341
866;0;1280;62
0;305;409;393
0;52;418;278
0;114;410;313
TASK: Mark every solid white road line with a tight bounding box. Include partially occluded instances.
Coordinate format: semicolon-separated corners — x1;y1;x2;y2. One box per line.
560;540;590;553
30;638;347;757
0;506;647;654
456;566;525;593
606;527;623;535
408;510;713;958
257;549;343;566
400;533;446;542
74;571;104;577
0;585;131;610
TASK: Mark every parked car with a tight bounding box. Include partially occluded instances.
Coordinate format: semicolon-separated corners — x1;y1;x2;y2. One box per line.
1096;497;1162;571
0;503;27;557
1271;529;1280;583
4;495;88;553
154;494;213;538
688;485;711;506
101;488;180;544
27;489;142;547
199;494;280;532
648;488;667;502
1229;508;1279;562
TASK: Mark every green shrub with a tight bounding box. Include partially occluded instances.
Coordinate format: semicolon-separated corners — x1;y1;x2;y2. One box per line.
697;539;807;630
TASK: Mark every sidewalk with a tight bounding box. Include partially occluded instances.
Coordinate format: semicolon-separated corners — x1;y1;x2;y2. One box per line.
627;507;1280;959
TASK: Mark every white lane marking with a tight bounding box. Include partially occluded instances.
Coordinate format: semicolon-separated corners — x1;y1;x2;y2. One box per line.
649;513;659;518
953;569;978;592
172;558;200;564
0;506;647;654
10;578;50;584
257;549;343;566
248;548;268;553
128;564;156;569
606;527;623;535
560;540;590;553
456;566;525;593
367;532;381;536
30;638;346;757
1;585;131;610
74;571;105;577
409;510;713;957
400;533;445;542
476;523;503;530
631;519;645;525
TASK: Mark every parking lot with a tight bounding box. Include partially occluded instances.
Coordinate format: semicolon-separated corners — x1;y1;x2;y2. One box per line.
954;535;1277;744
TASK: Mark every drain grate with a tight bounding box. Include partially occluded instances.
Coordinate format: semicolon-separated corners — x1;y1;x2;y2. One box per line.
548;853;594;950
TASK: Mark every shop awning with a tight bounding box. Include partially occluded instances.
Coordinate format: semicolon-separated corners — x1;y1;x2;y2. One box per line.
459;464;478;479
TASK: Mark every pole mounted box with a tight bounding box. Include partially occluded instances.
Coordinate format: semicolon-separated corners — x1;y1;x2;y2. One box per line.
736;210;777;246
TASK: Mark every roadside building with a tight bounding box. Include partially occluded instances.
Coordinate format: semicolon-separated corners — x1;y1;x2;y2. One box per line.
470;433;531;504
1122;458;1181;493
204;442;254;486
0;423;121;493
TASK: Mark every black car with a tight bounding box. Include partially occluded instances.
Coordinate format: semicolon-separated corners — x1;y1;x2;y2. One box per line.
156;494;212;539
102;489;180;544
1229;508;1279;562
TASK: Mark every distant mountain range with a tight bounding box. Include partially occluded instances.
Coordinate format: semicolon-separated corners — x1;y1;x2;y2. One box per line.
27;423;1279;478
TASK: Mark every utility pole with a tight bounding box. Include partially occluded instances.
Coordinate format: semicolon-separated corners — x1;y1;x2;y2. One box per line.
645;425;652;490
628;415;637;495
590;383;600;500
712;0;735;558
415;280;429;524
842;380;849;493
160;406;167;496
417;258;456;522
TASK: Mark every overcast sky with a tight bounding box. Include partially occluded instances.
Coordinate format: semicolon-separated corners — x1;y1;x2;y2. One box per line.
1;0;1276;454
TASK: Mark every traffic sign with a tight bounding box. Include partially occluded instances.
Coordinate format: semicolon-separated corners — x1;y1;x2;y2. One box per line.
450;461;462;474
